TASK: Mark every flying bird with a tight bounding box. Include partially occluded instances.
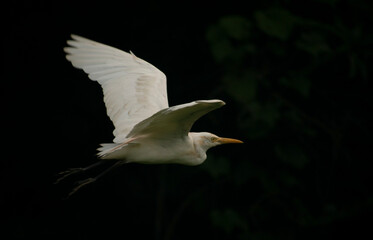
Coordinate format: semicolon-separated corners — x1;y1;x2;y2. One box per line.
58;35;243;195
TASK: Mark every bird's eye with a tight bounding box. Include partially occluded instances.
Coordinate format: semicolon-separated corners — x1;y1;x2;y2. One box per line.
210;137;218;142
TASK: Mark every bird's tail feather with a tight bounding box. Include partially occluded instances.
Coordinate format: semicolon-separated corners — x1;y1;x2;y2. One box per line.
97;138;138;158
97;143;120;158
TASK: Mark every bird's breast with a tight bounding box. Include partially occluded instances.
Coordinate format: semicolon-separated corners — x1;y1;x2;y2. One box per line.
124;137;205;166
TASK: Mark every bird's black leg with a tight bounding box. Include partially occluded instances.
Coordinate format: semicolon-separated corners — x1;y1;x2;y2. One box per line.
68;160;124;196
55;160;104;184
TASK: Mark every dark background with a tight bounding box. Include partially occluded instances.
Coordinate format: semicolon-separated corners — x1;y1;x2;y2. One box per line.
2;0;372;239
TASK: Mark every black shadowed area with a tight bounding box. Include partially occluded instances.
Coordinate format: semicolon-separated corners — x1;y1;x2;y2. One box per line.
2;1;372;239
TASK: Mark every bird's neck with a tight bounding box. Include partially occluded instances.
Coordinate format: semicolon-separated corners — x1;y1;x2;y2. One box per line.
189;132;208;163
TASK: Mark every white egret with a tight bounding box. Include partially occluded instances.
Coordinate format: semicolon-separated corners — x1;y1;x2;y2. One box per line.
58;35;243;195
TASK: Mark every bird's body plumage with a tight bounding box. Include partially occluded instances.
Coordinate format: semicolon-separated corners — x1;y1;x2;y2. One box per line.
97;100;226;164
101;133;204;166
59;35;242;195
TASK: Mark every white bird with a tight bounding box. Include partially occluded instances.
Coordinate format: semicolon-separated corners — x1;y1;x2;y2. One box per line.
58;35;243;195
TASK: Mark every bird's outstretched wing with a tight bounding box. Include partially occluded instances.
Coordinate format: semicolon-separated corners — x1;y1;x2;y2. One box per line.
127;100;225;139
64;35;168;143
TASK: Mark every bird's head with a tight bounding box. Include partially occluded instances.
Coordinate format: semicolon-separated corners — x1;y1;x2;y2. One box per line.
192;132;243;152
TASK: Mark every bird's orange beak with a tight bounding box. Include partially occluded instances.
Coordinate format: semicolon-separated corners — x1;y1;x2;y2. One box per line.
217;137;244;144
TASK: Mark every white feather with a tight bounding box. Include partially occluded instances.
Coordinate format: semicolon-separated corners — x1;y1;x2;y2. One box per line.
65;34;168;143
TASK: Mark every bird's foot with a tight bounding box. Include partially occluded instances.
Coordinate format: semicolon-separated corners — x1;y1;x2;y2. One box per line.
68;178;96;197
55;168;84;184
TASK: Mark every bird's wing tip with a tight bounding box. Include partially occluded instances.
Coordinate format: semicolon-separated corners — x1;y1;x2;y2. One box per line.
70;34;84;40
195;99;225;106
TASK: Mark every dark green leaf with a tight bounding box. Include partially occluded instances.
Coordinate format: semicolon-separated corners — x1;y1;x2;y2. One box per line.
254;8;298;40
220;16;251;40
275;144;309;169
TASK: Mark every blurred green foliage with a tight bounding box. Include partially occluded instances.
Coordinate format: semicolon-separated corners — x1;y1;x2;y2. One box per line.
200;0;372;239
